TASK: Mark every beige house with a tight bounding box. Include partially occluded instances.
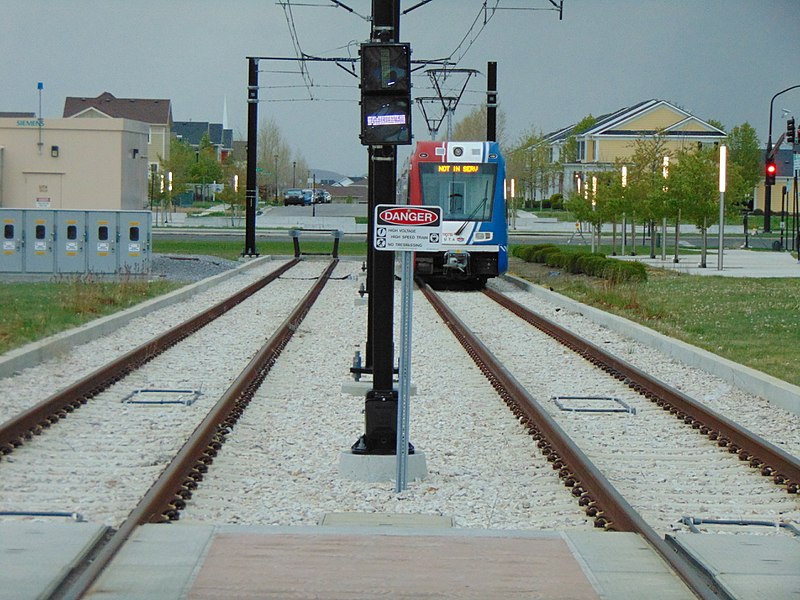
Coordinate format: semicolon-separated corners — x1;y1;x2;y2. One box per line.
544;99;727;196
0;117;149;210
63;92;172;175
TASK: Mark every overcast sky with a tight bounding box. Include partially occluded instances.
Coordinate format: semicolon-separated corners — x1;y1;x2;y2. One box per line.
2;1;798;175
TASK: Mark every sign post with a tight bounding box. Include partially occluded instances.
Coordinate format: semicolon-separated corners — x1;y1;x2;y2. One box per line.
373;204;441;490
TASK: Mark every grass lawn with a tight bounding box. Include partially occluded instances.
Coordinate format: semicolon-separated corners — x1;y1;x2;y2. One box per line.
508;255;800;387
0;277;180;355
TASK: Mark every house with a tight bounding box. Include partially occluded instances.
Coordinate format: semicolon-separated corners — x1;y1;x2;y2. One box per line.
540;99;727;197
172;121;233;162
63;92;173;176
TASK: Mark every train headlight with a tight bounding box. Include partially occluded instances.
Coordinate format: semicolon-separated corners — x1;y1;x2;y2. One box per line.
474;231;493;242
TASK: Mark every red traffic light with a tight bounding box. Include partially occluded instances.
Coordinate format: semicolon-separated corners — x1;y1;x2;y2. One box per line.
765;161;777;185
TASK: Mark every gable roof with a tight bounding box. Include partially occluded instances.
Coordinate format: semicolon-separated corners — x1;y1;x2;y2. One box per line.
173;121;232;148
63;92;172;125
545;99;725;144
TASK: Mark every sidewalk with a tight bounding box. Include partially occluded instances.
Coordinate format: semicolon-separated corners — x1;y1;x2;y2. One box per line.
615;248;800;278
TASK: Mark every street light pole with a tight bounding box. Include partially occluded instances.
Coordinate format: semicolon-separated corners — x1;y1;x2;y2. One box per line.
292;161;296;188
274;154;278;203
765;84;800;232
718;144;727;271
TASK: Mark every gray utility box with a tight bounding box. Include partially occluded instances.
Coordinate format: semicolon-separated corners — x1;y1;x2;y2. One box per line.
0;209;151;275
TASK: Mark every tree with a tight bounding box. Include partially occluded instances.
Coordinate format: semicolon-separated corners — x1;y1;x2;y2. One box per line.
726;122;760;208
189;133;224;200
450;104;506;145
506;128;559;209
668;145;718;263
561;115;597;164
257;117;305;201
624;132;671;256
158;137;196;213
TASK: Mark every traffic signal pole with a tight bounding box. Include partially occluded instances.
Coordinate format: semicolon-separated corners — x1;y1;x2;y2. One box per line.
764;84;800;233
352;0;404;454
244;57;259;256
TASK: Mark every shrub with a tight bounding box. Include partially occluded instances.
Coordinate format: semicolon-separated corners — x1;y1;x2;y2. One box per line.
549;193;564;210
512;245;647;283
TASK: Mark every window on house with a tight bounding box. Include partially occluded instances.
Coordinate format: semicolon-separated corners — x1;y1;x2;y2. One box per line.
577;140;585;162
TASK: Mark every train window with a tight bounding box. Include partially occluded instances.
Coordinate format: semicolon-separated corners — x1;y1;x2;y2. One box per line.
418;163;497;221
129;227;139;242
98;226;109;241
35;225;46;239
4;225;13;239
67;225;78;240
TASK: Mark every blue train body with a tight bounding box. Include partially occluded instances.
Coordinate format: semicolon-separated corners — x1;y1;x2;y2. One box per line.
408;140;508;286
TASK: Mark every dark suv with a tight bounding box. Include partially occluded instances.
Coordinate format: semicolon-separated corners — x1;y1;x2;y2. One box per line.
283;188;305;206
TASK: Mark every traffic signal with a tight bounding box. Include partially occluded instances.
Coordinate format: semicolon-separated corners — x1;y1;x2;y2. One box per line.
359;43;412;145
787;118;796;145
765;160;777;185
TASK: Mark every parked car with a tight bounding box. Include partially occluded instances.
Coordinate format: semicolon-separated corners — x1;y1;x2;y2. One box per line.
283;188;305;206
314;189;330;204
302;189;315;205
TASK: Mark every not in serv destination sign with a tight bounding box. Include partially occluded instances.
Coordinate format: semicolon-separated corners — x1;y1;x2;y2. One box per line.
373;204;442;251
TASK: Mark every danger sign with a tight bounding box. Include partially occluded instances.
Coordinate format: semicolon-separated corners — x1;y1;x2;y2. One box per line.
377;206;441;227
374;204;442;252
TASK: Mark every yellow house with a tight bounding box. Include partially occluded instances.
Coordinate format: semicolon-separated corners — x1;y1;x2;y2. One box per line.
546;99;727;196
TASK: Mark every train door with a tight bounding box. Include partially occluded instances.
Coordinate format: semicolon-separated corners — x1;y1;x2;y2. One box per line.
24;210;55;273
118;211;151;274
55;211;87;274
86;212;117;274
0;210;24;272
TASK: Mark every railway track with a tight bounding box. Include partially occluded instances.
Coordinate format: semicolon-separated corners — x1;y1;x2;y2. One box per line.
419;278;799;600
0;258;300;456
1;265;797;599
0;258;338;598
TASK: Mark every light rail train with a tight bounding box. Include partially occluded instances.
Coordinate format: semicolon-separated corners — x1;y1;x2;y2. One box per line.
407;140;508;287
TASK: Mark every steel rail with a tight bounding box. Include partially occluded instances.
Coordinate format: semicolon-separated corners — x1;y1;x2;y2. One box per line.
419;279;726;600
0;259;300;456
483;286;800;495
60;259;338;600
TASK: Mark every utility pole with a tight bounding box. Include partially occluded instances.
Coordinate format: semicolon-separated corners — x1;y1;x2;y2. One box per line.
243;57;259;256
353;0;411;454
487;61;497;142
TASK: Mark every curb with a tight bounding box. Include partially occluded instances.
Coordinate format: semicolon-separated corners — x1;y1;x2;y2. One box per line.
501;273;800;417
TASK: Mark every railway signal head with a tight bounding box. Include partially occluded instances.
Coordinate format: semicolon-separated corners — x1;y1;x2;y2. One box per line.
765;160;777;186
359;43;412;146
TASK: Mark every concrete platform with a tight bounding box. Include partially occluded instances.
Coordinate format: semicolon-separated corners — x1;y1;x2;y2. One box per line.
668;532;800;600
0;520;108;600
84;524;698;599
6;520;797;598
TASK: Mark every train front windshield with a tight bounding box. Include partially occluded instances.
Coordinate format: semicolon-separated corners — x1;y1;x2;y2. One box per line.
418;163;497;221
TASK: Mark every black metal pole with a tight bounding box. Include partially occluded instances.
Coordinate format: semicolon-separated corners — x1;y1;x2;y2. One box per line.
353;0;402;454
765;85;800;233
243;57;259;256
487;61;497;142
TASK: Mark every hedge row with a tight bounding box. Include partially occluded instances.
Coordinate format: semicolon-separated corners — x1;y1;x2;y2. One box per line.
511;244;647;283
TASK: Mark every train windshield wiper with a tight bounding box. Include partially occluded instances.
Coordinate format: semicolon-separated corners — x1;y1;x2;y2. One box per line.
455;181;489;236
